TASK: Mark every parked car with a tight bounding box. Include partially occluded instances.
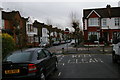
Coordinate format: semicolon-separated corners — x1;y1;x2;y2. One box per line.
39;42;50;48
60;40;66;44
2;48;58;79
66;40;71;43
53;41;60;46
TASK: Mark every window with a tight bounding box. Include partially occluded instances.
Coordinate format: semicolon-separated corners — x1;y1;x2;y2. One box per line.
28;24;31;32
114;18;120;26
43;49;51;56
88;32;99;41
37;50;46;60
3;52;32;62
101;18;107;26
88;18;99;26
2;20;4;28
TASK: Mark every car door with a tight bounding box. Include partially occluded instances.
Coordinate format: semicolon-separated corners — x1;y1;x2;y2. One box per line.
37;49;51;76
43;49;57;71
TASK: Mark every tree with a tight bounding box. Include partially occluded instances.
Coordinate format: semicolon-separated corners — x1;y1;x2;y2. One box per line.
2;33;15;58
70;12;83;46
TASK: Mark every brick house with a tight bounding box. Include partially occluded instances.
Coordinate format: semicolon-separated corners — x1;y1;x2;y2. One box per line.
26;17;38;47
0;7;3;33
2;11;28;47
83;5;120;45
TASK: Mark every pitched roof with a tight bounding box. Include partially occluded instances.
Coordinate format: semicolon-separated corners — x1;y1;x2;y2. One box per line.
83;6;120;19
2;11;21;20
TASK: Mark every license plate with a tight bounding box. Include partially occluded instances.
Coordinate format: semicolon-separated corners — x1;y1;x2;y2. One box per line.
5;69;20;74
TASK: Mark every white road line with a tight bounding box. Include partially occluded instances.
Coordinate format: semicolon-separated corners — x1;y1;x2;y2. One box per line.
63;63;65;66
68;60;70;63
89;54;91;57
94;58;98;62
72;55;74;58
58;72;61;76
78;55;80;57
61;57;63;60
99;59;104;63
84;54;86;57
59;60;61;62
76;59;78;63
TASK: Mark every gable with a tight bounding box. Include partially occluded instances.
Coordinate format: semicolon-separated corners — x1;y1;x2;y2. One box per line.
87;10;101;18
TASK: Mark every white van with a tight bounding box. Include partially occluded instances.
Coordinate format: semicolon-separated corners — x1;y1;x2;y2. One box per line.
112;32;120;63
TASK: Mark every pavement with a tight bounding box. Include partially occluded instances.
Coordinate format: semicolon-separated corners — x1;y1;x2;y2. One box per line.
63;46;113;54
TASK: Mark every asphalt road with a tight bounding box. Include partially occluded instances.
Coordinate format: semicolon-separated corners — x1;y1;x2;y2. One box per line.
48;54;120;80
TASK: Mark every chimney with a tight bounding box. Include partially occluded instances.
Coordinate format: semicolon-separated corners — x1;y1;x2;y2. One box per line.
106;5;111;18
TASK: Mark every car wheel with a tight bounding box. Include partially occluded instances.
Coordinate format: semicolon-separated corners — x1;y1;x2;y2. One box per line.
112;52;117;63
40;73;46;80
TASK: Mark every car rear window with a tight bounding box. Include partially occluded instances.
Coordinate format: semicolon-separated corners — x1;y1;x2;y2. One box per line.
3;52;32;63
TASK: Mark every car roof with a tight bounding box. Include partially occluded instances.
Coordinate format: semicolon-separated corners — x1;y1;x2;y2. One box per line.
12;48;43;53
25;48;43;52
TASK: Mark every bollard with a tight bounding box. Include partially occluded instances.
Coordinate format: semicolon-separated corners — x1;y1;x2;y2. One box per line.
62;48;64;54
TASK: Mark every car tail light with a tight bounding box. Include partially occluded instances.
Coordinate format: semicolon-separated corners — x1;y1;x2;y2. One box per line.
28;64;37;73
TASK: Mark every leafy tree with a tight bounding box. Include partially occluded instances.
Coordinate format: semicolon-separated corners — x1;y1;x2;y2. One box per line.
2;33;15;58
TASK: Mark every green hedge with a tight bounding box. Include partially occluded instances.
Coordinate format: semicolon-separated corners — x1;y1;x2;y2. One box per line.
2;33;15;58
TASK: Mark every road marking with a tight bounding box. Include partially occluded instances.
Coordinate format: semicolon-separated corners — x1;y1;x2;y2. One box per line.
72;55;74;58
58;72;61;76
98;59;104;63
76;59;78;63
94;58;98;62
68;60;70;63
89;54;91;57
89;58;96;63
63;63;65;66
59;60;61;62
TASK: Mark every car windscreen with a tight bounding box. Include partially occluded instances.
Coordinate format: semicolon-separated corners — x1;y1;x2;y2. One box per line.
3;51;32;63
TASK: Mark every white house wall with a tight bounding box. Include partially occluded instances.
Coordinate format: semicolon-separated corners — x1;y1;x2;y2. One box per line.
101;18;120;29
41;28;49;43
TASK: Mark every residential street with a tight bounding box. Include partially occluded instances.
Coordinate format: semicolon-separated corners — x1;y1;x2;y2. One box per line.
48;54;120;80
46;43;120;80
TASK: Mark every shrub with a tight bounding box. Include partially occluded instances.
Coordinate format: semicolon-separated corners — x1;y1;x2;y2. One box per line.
89;35;98;42
2;33;15;58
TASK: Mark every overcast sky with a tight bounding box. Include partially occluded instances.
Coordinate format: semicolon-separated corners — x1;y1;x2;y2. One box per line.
1;0;120;31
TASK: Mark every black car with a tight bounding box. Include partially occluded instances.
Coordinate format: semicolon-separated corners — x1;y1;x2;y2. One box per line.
2;48;58;80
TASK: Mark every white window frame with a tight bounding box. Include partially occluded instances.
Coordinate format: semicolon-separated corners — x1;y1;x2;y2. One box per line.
88;18;99;26
101;18;107;26
114;18;120;26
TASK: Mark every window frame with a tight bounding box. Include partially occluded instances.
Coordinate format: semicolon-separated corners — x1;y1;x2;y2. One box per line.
43;49;52;57
37;50;47;60
88;18;100;26
101;18;107;26
114;18;120;26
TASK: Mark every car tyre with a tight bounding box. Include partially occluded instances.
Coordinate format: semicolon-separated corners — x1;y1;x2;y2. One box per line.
112;51;117;63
